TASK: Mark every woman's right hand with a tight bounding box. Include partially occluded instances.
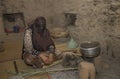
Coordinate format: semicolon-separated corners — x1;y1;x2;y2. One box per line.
38;52;54;65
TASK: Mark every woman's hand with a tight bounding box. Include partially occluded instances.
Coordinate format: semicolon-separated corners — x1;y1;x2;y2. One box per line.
38;52;54;65
48;53;54;63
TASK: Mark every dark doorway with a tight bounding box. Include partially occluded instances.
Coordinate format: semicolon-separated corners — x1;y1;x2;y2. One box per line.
64;13;77;26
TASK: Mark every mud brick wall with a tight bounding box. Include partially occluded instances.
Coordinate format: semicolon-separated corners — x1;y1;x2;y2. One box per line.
2;0;55;27
0;0;120;58
0;0;5;40
51;0;120;58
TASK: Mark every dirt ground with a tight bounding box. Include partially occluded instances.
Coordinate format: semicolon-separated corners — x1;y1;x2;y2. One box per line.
0;33;30;79
0;33;120;79
0;33;77;79
95;55;120;79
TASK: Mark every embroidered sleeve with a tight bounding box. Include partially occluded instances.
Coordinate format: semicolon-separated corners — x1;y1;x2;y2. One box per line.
24;29;40;56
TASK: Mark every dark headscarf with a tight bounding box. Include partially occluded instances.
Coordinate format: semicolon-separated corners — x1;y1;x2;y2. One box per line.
31;17;55;52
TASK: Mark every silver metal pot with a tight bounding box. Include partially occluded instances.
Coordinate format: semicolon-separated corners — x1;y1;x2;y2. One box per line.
80;41;100;57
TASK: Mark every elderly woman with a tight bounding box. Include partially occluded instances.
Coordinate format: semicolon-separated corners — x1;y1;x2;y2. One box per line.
22;16;56;68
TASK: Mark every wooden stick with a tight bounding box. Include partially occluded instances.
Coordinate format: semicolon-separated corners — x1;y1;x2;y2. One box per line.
19;60;62;73
7;67;78;77
21;67;78;77
13;60;19;74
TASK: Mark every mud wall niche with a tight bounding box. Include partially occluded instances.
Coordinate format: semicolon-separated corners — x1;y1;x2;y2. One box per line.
3;13;25;34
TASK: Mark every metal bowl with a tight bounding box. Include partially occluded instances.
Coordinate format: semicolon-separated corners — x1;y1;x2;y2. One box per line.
80;41;100;57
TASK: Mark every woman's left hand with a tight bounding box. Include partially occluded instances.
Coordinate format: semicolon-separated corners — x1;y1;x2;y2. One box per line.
38;52;54;65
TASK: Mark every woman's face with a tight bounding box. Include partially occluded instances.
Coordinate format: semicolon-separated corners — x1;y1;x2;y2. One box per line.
33;17;47;32
35;19;46;32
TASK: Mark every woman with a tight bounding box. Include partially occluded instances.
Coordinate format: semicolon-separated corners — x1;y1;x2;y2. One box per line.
22;16;56;68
